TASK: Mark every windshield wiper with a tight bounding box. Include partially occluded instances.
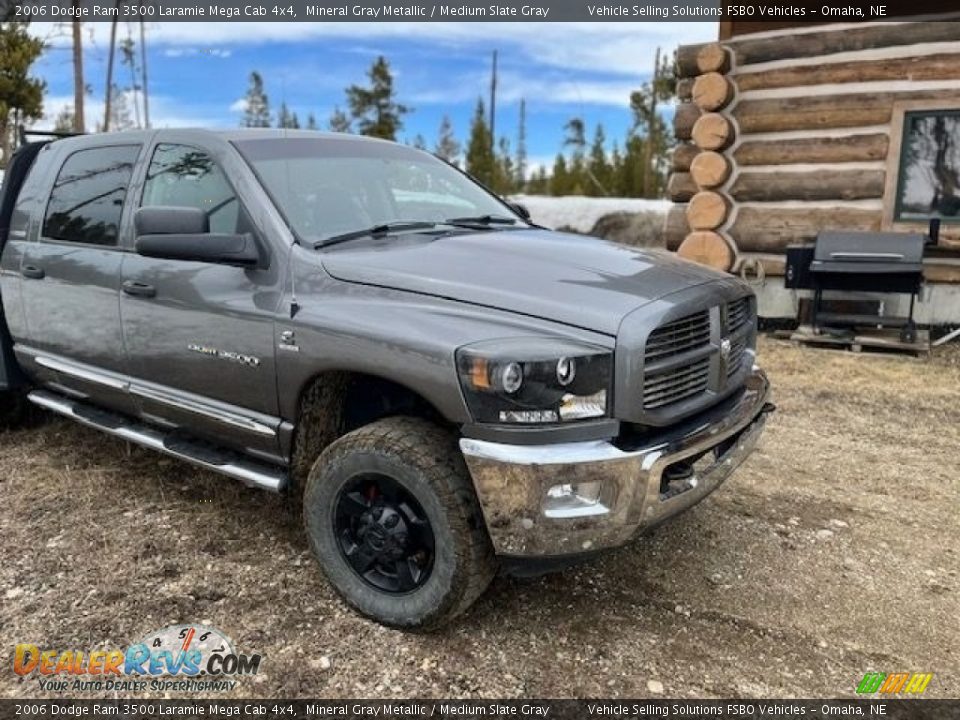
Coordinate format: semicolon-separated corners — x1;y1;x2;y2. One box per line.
315;221;439;249
444;214;519;227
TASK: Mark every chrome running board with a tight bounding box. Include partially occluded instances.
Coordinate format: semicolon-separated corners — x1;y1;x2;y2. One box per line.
28;389;287;492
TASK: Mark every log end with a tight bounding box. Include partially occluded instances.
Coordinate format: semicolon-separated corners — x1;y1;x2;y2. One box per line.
690;150;731;188
696;43;730;74
692;112;734;151
692;72;734;112
677;231;735;272
686;191;730;231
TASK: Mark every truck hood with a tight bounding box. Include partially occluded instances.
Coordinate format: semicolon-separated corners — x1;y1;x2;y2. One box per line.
320;229;729;335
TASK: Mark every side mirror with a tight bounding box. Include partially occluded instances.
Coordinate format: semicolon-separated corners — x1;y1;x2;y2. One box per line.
509;201;531;221
135;233;260;267
135;206;208;236
134;206;258;267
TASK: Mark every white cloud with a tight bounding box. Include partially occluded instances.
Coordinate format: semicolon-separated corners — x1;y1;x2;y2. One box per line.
31;93;226;132
29;22;715;76
229;98;248;113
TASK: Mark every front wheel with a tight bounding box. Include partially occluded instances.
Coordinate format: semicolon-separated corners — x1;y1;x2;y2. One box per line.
303;417;497;630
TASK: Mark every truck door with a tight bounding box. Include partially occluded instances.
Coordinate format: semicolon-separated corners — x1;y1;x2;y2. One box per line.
17;143;142;415
120;142;284;461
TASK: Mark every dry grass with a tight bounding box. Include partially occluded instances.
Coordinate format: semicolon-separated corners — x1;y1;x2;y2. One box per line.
1;337;958;699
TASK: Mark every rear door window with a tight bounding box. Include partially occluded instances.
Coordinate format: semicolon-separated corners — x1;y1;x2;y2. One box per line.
141;144;239;234
42;145;140;246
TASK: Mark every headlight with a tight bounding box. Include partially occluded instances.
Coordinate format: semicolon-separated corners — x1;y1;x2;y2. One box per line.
456;338;612;424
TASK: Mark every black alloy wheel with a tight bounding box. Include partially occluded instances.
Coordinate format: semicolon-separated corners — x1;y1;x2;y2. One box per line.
333;473;436;594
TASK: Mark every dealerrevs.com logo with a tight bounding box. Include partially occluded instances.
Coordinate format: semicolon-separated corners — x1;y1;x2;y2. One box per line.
13;624;262;693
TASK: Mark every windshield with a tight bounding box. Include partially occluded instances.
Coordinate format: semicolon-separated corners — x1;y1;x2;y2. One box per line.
234;137;524;245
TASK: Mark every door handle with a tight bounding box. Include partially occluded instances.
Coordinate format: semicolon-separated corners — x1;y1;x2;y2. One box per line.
122;280;157;298
22;265;45;280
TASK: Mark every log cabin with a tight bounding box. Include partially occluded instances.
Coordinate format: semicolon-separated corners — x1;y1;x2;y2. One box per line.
665;17;960;326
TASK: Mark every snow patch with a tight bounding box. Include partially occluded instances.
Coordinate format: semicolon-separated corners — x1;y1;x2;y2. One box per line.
511;194;670;233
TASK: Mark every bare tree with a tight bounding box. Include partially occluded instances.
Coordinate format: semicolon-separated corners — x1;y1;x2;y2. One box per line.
139;20;149;128
70;11;84;132
103;2;120;131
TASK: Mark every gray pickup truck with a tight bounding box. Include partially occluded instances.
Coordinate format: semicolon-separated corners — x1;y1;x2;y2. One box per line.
0;129;772;629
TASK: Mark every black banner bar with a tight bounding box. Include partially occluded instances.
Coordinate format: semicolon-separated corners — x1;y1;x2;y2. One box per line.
4;0;959;23
2;700;959;720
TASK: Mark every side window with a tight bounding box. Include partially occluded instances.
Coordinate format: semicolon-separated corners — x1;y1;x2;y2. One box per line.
141;144;239;234
42;145;140;246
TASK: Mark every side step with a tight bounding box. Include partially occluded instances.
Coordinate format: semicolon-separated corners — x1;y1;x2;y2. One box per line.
28;389;288;492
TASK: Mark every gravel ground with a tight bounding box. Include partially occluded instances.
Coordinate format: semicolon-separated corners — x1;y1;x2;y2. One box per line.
2;337;958;699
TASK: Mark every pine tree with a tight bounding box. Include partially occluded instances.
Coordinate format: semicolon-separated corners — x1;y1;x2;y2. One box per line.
119;36;141;128
411;133;427;150
328;106;351;133
290;111;300;129
306;112;318;130
277;102;299;129
496;136;513;194
514;99;527;191
0;19;45;166
242;71;271;128
563;117;587;195
345;56;409;140
587;124;610;196
434;115;460;165
53;106;75;133
629;47;676;197
527;166;549;195
550;154;569;196
99;83;134;131
465;98;495;186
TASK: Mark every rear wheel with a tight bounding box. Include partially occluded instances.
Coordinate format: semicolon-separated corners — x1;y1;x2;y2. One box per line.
303;416;497;630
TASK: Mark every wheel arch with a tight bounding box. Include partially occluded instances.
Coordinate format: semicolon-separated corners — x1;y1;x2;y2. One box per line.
287;369;456;499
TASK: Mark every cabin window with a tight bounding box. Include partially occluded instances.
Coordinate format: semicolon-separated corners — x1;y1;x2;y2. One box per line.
894;109;960;224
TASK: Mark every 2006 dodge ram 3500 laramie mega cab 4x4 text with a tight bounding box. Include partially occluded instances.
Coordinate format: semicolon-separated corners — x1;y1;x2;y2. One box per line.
0;130;772;629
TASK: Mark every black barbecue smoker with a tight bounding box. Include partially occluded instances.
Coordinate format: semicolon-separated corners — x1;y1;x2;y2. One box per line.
785;220;940;344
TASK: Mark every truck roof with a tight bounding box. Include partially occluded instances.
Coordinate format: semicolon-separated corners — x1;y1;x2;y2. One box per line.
41;127;394;151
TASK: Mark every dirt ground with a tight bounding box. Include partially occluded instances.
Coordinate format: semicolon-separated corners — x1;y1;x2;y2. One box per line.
2;337;958;699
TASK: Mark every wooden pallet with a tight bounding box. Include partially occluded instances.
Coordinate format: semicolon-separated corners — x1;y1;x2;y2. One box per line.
790;325;930;356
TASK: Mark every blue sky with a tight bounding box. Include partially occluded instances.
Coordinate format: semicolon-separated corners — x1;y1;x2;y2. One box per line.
30;22;715;171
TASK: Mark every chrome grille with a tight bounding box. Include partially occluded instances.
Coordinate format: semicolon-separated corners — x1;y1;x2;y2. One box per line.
643;356;710;409
728;296;751;333
727;338;748;378
642;297;754;412
644;310;710;362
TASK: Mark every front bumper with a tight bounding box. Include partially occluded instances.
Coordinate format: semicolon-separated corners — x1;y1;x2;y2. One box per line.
459;367;771;558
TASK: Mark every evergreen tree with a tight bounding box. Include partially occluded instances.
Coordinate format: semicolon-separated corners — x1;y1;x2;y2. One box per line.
434;114;460;165
290;111;300;129
411;133;427;150
0;19;45;167
629;47;676;197
345;56;409;140
496;136;514;194
53;106;75;133
99;84;134;131
563;117;587;195
277;101;291;128
306;112;318;130
527;166;549;195
242;71;270;128
587;124;610;196
465;98;495;186
328;106;351;133
515;99;527;190
550;154;570;196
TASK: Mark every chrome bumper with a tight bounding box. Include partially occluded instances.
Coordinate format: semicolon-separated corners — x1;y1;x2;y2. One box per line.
459;368;771;557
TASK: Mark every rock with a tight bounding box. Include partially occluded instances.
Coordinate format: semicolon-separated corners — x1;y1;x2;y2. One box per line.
647;679;665;694
5;587;23;600
815;529;834;541
828;519;849;529
310;656;332;671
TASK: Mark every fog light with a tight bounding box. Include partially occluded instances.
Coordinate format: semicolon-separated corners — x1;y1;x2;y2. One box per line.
543;480;608;518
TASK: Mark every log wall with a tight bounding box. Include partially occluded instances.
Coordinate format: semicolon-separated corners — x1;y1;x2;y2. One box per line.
664;19;960;284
